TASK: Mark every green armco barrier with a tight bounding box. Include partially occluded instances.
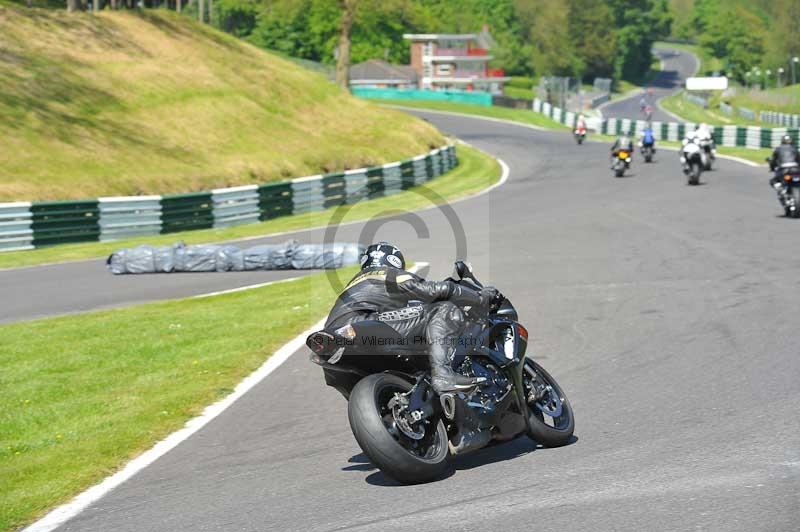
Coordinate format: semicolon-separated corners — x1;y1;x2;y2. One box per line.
160;192;214;234
31;200;100;247
352;87;493;107
321;172;347;209
258;182;293;221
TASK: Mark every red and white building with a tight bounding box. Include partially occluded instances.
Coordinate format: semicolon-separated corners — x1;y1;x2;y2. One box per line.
403;29;510;94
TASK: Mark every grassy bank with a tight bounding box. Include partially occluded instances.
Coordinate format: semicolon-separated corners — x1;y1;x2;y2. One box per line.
0;144;500;270
0;5;442;201
0;266;357;531
658;91;757;126
724;85;800;116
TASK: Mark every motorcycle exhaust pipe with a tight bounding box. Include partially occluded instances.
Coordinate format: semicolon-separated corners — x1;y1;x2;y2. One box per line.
440;393;456;420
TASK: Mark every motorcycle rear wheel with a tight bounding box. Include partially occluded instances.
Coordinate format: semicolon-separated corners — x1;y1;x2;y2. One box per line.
792;188;800;218
523;359;575;447
348;373;450;484
688;163;700;185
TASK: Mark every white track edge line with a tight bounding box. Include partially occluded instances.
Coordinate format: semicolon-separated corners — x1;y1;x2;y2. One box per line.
24;264;426;532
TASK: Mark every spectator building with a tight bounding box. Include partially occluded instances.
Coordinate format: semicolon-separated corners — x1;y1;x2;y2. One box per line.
403;27;509;94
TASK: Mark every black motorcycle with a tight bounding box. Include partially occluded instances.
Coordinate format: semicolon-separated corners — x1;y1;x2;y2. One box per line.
640;142;655;163
770;163;800;218
307;261;575;484
681;141;704;185
612;149;631;178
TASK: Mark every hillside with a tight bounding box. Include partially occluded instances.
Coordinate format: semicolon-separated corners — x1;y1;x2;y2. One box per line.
0;5;443;201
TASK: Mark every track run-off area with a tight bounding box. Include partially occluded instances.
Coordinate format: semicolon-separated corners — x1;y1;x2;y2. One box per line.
18;110;800;531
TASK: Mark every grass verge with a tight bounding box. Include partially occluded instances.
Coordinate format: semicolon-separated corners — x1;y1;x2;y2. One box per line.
0;265;357;531
0;144;500;270
659;91;761;126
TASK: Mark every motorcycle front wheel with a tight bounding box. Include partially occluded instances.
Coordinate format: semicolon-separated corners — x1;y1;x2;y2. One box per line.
348;373;450;484
523;358;575;447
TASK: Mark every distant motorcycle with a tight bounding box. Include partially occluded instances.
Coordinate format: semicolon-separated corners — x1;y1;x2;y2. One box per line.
681;141;703;185
612;149;631;177
769;162;800;218
574;125;587;145
640;142;655;163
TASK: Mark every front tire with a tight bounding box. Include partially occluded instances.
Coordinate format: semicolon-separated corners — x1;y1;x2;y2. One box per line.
523;359;575;447
348;373;450;484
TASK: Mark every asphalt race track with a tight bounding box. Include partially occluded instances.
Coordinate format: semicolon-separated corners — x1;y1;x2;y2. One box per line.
24;111;798;532
600;47;698;122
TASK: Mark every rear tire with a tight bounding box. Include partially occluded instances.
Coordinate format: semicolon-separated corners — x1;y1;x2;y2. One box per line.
688;163;700;185
348;373;450;484
792;188;800;218
614;166;624;178
523;359;575;448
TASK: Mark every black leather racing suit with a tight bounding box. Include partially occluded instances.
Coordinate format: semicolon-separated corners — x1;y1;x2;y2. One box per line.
325;267;482;375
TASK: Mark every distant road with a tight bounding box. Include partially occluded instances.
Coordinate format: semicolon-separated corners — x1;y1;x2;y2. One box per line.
600;47;698;122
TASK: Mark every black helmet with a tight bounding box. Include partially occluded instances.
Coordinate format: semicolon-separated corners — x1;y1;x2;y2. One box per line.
360;242;405;270
782;134;793;145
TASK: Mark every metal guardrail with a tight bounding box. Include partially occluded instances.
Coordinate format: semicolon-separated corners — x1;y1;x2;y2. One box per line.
532;98;799;150
738;107;756;121
0;146;458;253
0;202;34;252
760;111;800;128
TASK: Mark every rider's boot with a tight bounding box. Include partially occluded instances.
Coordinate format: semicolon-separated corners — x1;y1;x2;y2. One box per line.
427;302;485;394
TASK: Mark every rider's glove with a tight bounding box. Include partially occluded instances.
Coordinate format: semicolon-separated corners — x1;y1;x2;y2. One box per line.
479;287;501;311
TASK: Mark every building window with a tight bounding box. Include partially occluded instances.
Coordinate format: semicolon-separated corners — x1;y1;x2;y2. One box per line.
436;64;452;76
423;42;433;57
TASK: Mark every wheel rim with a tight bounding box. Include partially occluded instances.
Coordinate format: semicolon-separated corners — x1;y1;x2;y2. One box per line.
375;382;444;462
523;361;572;432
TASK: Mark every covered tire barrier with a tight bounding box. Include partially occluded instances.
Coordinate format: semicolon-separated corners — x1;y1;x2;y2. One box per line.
107;240;365;274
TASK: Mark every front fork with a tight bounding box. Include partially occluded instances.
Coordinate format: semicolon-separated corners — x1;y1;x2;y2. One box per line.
509;358;535;434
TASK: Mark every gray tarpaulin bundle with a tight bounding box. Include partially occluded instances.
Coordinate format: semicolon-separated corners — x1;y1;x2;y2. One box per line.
107;240;365;274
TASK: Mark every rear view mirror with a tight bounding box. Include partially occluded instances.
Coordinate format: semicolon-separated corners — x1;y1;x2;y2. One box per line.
454;260;475;281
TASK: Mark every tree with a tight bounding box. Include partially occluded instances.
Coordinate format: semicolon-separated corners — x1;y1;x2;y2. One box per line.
67;0;85;11
335;0;357;89
567;0;617;80
700;5;765;81
514;0;581;78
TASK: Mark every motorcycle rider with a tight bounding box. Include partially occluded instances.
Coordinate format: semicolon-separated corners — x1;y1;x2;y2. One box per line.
768;134;800;201
324;242;500;393
639;124;656;153
576;114;587;131
695;122;716;152
611;131;634;167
